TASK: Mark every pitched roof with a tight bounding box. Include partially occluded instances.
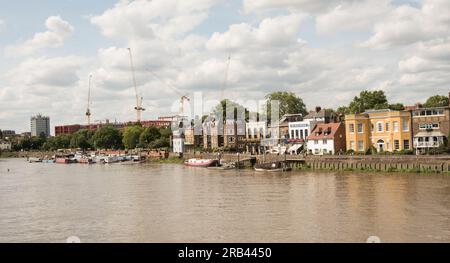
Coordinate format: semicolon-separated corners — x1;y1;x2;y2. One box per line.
306;123;342;140
304;109;335;119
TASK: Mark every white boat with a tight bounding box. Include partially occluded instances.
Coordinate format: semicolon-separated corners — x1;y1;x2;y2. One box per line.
28;157;42;163
104;156;118;163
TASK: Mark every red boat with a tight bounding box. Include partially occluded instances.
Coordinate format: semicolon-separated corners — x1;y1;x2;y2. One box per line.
78;157;94;164
55;158;70;164
184;159;217;167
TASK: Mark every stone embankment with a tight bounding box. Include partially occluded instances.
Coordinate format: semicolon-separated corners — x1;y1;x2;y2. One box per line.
181;152;450;173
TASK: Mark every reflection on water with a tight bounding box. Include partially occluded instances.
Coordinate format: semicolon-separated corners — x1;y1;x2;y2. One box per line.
1;158;449;242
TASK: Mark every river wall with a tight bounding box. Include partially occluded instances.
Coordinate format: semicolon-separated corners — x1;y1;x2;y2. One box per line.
180;152;450;173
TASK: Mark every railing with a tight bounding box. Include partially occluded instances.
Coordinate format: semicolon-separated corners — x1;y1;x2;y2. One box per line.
414;141;441;148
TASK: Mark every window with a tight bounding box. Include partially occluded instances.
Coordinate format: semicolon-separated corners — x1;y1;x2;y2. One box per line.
385;122;390;132
314;140;319;145
419;123;439;130
291;130;295;139
358;141;364;151
247;128;251;138
323;139;327;144
357;123;363;133
295;130;299;139
300;130;304;139
315;149;320;154
305;129;308;137
349;124;355;133
323;149;328;154
403;140;410;150
402;119;409;132
377;122;383;132
417;109;444;116
394;140;400;150
393;121;399;132
350;141;355;150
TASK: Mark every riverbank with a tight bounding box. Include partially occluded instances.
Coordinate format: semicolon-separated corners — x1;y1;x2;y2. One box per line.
181;153;450;174
4;150;450;174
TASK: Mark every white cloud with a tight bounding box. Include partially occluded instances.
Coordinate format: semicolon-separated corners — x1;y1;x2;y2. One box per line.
4;16;74;57
0;19;4;33
206;14;306;51
360;0;450;49
316;0;391;35
90;0;218;40
6;56;87;92
242;0;350;14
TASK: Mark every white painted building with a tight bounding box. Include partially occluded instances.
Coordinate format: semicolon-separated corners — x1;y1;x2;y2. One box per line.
0;141;12;150
306;123;346;155
288;120;312;140
246;121;267;139
172;130;185;154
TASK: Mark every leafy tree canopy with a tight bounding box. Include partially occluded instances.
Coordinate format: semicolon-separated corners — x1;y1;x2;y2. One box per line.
122;125;144;149
139;126;161;148
265;92;307;121
424;95;449;108
92;125;123;150
338;90;404;114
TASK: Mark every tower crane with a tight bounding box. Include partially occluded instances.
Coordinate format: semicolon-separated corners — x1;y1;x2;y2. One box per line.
128;47;145;122
85;74;92;127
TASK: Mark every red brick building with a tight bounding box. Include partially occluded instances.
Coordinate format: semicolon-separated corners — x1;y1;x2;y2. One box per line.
55;120;172;136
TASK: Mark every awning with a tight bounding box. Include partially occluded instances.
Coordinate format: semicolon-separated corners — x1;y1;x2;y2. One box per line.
288;143;303;153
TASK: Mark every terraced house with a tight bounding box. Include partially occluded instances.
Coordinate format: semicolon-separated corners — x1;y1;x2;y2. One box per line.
345;110;412;153
409;103;450;154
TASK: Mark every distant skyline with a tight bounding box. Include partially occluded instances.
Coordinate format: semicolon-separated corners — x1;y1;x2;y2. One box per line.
1;0;449;133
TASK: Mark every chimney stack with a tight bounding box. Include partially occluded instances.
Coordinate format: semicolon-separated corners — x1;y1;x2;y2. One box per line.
315;106;322;113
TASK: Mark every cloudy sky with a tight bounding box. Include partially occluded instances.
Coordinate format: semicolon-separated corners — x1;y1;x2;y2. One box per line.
0;0;449;134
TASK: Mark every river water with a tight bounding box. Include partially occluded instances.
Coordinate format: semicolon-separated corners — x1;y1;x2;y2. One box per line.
1;158;449;243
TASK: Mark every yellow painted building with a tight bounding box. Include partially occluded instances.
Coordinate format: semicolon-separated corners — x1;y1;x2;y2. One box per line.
345;110;412;153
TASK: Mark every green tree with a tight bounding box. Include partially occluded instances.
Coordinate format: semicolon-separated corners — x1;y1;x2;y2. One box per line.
0;129;3;139
52;135;71;149
139;126;161;148
92;126;123;150
122;125;144;149
212;99;250;121
424;95;449;107
159;127;172;138
149;137;170;149
347;90;389;114
70;129;94;150
388;103;405;111
265;92;307;121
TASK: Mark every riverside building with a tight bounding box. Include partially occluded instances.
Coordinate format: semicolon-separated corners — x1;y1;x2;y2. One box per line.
345;109;412;153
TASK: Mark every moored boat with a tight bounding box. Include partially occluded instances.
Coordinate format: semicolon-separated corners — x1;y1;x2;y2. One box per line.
78;157;95;164
254;162;292;172
184;158;217;167
55;158;70;164
28;157;42;163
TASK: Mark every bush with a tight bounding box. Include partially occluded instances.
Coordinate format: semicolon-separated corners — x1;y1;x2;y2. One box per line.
345;149;355;155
